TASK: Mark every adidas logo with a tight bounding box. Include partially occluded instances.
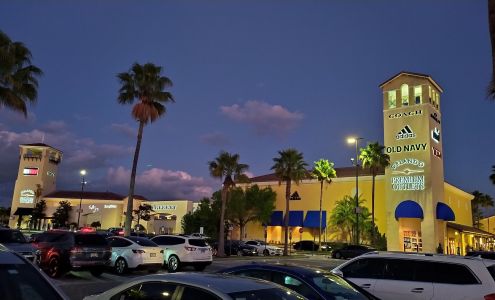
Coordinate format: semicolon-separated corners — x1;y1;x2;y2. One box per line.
396;125;416;140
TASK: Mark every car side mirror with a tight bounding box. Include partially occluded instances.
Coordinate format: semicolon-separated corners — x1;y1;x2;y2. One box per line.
332;270;343;277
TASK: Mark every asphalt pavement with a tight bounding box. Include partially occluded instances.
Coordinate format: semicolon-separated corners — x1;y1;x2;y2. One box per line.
52;254;344;300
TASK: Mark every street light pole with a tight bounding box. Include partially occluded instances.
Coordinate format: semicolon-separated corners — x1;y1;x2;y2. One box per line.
77;169;86;229
347;137;362;245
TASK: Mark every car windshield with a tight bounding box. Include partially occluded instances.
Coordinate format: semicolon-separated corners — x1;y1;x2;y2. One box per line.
312;273;369;300
0;263;64;299
0;231;26;243
228;288;304;300
127;237;158;247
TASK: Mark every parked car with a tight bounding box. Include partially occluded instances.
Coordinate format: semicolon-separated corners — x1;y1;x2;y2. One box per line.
0;228;36;260
293;240;319;251
32;230;111;278
332;251;495;300
150;234;212;272
466;250;495;260
244;240;283;256
212;240;259;256
83;273;306;300
320;242;333;251
106;236;163;275
108;227;123;236
0;248;69;299
331;245;375;259
220;263;378;300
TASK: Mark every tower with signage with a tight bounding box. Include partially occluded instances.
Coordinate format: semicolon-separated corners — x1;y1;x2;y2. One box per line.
380;72;444;253
9;143;62;228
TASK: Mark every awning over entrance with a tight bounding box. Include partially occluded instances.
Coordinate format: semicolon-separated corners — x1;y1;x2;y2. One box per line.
395;200;423;220
436;202;455;221
303;210;327;229
268;211;283;226
447;222;495;237
288;211;304;227
13;207;33;216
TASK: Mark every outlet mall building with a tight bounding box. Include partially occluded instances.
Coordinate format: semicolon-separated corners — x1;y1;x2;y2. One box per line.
7;72;492;255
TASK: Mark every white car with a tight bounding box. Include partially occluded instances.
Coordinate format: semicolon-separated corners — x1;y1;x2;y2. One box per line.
244;240;283;256
83;273;306;300
332;251;495;300
106;236;163;275
150;235;212;272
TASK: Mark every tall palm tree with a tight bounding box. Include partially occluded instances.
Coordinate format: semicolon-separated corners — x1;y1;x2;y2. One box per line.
311;159;336;249
208;151;249;257
271;148;307;256
359;142;390;241
0;30;42;117
117;63;174;235
490;165;495;184
472;191;494;228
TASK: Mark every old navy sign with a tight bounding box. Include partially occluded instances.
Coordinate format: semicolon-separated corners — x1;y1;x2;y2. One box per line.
386;143;427;154
388;109;423;119
152;205;177;211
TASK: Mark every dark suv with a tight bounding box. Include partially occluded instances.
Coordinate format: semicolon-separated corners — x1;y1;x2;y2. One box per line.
32;230;111;278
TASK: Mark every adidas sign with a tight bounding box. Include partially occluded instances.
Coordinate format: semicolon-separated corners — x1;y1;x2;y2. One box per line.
396;125;416;140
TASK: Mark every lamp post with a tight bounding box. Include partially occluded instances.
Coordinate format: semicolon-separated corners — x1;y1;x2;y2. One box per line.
347;137;363;245
77;169;86;229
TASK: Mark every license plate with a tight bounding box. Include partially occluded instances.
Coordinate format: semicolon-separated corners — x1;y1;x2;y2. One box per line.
150;253;156;257
90;253;98;258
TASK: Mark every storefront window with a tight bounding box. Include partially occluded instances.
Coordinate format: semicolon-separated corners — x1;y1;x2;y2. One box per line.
401;84;409;106
388;90;397;108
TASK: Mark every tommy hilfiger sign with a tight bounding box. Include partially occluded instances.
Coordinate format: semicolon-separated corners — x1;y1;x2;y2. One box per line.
396;125;416;140
386;143;427;154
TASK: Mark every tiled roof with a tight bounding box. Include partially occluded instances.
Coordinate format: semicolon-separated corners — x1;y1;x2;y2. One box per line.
44;190;125;200
249;166;385;183
379;71;443;92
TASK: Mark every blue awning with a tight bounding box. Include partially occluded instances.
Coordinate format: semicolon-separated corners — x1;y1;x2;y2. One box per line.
436;202;455;221
288;211;304;227
268;211;283;226
303;210;327;229
395;200;423;220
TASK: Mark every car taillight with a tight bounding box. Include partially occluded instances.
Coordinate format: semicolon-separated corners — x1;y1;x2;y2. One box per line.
485;294;495;300
132;249;145;254
185;246;196;251
118;230;124;236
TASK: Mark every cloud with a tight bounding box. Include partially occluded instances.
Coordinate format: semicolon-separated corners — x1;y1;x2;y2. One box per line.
106;167;214;201
200;132;230;147
110;123;136;138
220;100;303;137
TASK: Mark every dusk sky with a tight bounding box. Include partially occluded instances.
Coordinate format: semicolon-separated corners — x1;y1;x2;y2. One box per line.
0;1;493;207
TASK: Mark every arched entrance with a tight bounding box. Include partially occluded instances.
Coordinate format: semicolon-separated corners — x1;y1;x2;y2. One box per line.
395;200;423;252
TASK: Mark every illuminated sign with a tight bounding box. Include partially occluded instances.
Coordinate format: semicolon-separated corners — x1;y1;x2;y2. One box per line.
396;125;416;140
388;110;423;119
47;171;55;177
431;127;440;143
430;112;441;124
152;205;177;211
391;158;425;175
386;143;427;154
88;204;99;213
432;147;442;159
23;168;39;176
19;189;35;203
392;175;425;191
104;205;117;209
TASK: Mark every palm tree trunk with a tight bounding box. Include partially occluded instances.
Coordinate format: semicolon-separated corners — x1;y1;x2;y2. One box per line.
124;121;144;236
319;180;323;251
284;180;291;256
371;172;376;243
217;187;228;257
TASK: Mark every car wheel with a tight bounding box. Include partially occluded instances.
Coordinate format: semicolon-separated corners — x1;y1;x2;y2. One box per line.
47;256;63;278
90;268;104;277
237;250;243;256
114;258;128;275
167;255;180;273
193;264;206;271
263;249;270;256
334;252;342;259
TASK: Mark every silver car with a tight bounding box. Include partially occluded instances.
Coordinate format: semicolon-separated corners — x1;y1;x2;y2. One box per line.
84;272;306;300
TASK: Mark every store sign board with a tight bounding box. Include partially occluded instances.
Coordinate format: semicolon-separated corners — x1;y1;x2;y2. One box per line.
396;125;416;140
388;109;423;119
88;204;99;213
431;127;440;144
432;147;442;159
47;171;55;177
23;168;39;176
386;143;427;154
152;205;177;211
430;112;441;124
104;204;117;209
19;189;35;203
391;175;425;191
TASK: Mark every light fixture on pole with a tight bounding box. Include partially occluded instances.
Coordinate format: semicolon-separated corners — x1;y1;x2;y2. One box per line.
77;169;86;229
347;137;363;245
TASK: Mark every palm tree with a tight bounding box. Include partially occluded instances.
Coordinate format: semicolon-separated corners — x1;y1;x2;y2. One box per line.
0;30;42;117
271;148;307;256
490;165;495;184
311;159;336;249
330;195;371;243
359;142;390;242
117;63;174;235
208;151;249;257
472;191;494;228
